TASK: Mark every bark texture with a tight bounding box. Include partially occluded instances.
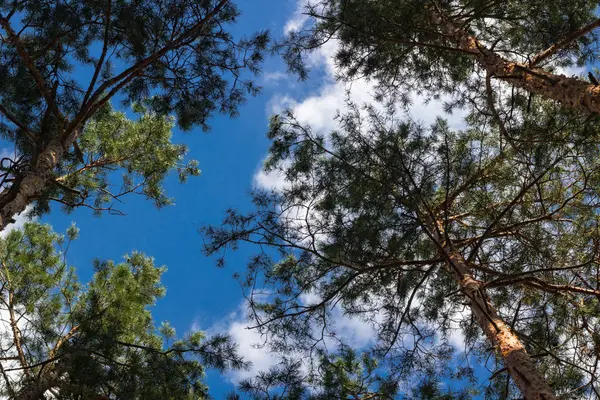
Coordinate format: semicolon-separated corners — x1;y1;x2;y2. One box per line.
433;229;556;399
15;358;66;400
450;252;555;399
430;10;600;115
0;134;73;230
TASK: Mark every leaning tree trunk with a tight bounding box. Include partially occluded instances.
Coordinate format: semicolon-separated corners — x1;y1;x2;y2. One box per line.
16;368;63;400
428;9;600;115
15;354;73;400
432;230;556;400
0;131;77;231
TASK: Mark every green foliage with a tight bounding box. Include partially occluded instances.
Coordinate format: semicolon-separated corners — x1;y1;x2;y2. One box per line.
204;100;600;397
232;348;398;400
39;102;201;216
0;222;244;399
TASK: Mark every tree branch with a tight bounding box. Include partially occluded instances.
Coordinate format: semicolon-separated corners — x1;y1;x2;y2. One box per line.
0;16;61;118
530;18;600;66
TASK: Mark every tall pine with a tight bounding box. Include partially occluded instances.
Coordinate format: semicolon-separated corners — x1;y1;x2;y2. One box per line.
0;0;268;229
205;100;600;398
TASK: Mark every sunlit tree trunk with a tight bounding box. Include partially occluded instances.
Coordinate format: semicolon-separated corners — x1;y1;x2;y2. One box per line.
430;9;600;115
433;227;556;400
0;135;73;230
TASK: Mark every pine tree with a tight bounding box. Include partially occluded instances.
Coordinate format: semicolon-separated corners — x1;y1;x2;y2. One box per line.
32;101;201;217
0;222;244;399
0;0;268;230
204;100;600;398
281;0;600;113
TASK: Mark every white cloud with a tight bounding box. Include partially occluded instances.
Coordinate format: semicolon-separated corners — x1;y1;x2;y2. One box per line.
212;308;280;382
202;305;281;383
258;16;475;206
256;31;466;191
446;309;470;352
253;166;287;192
298;291;380;350
283;0;311;35
261;37;466;164
556;64;586;78
204;294;381;385
261;71;289;85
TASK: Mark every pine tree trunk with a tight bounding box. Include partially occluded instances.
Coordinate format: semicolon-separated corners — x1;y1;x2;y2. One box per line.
15;358;71;400
14;353;72;400
429;10;600;114
439;240;556;399
15;370;62;400
0;132;76;231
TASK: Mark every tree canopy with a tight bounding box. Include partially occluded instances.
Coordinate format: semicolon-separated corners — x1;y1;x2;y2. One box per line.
7;0;600;398
200;3;600;397
282;0;600;114
204;98;600;398
0;222;245;399
0;0;268;230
